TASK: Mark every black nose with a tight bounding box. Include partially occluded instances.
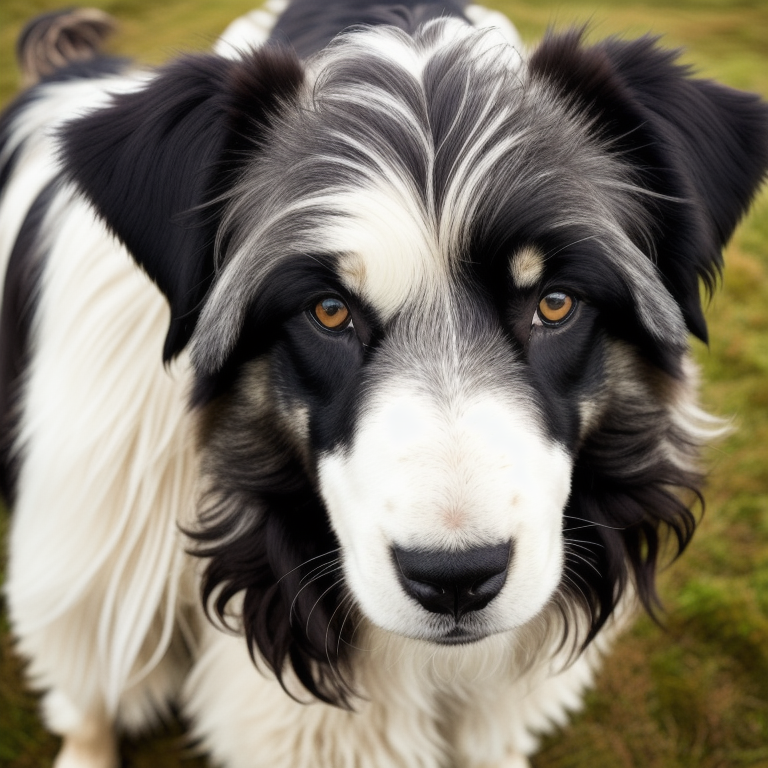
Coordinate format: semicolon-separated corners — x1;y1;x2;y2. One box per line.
392;542;512;621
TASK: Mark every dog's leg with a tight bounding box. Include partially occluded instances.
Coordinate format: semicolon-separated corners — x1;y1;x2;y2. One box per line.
54;722;119;768
472;757;530;768
40;691;118;768
491;756;530;768
55;734;118;768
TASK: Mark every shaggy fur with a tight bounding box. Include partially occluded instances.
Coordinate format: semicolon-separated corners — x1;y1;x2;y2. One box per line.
1;2;767;767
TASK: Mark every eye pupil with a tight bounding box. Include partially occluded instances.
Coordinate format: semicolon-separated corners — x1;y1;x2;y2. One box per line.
537;292;575;324
314;297;350;330
322;298;343;316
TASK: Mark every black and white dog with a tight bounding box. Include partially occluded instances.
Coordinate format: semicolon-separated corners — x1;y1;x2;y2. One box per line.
1;1;767;766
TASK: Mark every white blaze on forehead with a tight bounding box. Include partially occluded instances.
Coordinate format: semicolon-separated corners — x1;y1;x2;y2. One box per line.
509;245;545;288
325;183;448;321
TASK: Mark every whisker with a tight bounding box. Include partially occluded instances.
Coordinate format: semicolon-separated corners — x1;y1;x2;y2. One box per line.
561;569;590;607
543;234;600;260
563;514;627;531
288;563;343;625
299;557;343;586
275;548;342;587
565;539;603;553
423;644;441;679
336;599;357;657
324;592;351;675
564;547;601;577
338;610;373;653
306;578;344;636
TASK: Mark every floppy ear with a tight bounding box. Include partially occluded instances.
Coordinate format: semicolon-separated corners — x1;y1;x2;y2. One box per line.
61;46;304;360
529;31;768;342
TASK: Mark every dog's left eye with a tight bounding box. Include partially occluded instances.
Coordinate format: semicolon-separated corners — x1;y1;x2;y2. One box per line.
312;297;352;331
534;292;577;326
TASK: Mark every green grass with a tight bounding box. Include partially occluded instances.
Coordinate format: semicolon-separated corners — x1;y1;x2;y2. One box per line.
1;1;767;766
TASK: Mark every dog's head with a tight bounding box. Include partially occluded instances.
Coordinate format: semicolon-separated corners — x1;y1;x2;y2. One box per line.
63;20;768;704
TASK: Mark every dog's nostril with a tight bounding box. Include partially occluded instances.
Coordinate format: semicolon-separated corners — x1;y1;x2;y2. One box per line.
392;541;512;621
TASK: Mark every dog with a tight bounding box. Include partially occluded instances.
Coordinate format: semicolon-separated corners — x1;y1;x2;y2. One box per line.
1;2;767;766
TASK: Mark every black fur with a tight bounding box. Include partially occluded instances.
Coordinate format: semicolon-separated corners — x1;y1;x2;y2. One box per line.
563;356;702;641
0;180;60;503
61;47;304;361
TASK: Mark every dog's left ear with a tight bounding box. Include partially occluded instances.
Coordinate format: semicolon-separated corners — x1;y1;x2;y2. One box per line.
530;31;768;341
62;47;304;360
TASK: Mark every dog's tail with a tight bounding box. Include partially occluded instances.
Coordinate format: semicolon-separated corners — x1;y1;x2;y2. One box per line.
16;7;118;87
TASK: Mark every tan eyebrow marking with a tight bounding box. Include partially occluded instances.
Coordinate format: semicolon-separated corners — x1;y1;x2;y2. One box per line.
509;246;545;288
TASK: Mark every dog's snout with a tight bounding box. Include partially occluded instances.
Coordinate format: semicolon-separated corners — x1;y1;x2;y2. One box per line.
392;542;512;620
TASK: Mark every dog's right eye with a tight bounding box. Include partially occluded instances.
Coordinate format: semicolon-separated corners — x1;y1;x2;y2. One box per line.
535;292;577;326
311;297;352;331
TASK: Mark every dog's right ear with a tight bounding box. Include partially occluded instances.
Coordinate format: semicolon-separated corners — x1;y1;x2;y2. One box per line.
61;47;304;361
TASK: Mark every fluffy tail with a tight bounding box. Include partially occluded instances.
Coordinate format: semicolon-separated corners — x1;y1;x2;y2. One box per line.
16;7;118;86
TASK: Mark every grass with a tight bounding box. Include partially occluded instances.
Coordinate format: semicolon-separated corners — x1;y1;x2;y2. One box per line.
1;1;767;766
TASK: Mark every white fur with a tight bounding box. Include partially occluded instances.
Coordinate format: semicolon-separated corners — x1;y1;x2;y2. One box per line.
183;614;618;768
464;3;524;55
0;75;147;281
214;0;287;58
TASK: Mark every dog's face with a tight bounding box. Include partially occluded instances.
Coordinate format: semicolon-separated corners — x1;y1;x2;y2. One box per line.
63;19;768;702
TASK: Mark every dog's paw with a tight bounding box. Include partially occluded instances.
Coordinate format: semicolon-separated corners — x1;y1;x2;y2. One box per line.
53;731;119;768
502;757;531;768
475;756;531;768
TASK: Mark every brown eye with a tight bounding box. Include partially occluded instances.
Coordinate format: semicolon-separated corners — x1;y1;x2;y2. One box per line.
313;297;351;330
537;292;575;325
